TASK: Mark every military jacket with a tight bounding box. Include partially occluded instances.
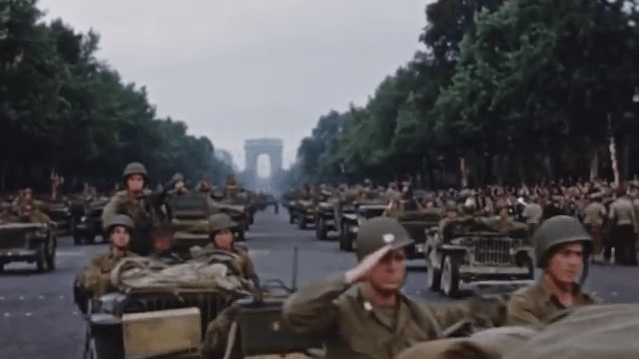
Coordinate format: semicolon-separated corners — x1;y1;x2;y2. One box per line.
283;274;477;359
507;278;597;327
102;190;157;254
609;197;638;228
202;244;259;285
582;202;606;226
79;251;139;297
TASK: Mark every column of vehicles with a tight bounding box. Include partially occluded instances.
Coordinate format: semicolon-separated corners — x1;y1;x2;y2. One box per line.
0;179;276;272
69;176;330;359
281;183;536;298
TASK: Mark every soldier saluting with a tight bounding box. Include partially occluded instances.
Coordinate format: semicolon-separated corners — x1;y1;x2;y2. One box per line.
283;217;504;359
101;162;160;256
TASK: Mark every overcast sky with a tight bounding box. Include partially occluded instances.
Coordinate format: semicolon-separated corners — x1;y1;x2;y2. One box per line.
38;0;431;174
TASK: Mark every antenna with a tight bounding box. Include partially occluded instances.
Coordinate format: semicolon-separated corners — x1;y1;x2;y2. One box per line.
291;246;299;291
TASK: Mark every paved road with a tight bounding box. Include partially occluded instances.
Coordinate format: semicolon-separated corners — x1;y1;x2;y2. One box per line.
1;210;639;358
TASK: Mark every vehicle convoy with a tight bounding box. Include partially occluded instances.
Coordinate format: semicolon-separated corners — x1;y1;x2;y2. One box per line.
314;199;338;240
338;200;387;251
0;222;57;272
390;206;443;259
72;197;110;245
41;199;73;235
424;216;535;298
80;249;323;359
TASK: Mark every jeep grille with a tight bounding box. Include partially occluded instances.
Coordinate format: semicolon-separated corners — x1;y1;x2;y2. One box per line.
473;237;520;266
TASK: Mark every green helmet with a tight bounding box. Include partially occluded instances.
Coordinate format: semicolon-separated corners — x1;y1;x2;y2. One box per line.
105;214;134;234
209;213;237;234
355;217;414;262
171;173;185;183
122;162;148;180
533;215;592;268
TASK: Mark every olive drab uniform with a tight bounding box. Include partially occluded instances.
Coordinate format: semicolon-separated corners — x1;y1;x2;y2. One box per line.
283;217;504;359
608;196;638;265
77;251;139;298
283;275;486;359
582;200;606;257
507;279;597;327
508;215;597;327
101;190;158;255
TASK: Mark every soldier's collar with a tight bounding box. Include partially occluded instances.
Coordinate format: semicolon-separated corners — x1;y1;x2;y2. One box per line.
537;277;587;305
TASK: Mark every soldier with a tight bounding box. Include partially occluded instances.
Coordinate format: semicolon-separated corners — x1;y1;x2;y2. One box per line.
73;215;138;313
101;162;159;256
205;213;259;287
582;193;607;263
196;175;212;194
608;187;638;265
507;216;597;327
149;231;183;264
522;195;543;235
282;217;505;359
17;188;51;224
169;173;189;197
0;202;18;223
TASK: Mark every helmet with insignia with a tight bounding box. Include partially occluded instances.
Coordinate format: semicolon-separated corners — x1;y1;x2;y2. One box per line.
355;217;414;262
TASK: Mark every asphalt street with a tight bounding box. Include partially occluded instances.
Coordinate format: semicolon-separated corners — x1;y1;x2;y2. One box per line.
1;210;639;359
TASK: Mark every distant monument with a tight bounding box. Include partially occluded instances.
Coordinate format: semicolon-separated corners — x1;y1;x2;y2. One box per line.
240;138;283;193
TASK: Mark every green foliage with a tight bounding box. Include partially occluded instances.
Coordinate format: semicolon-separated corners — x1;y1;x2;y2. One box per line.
0;0;232;191
289;0;639;188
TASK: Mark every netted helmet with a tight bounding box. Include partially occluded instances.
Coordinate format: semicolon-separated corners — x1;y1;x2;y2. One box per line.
355;217;414;262
105;214;134;235
122;162;148;180
209;213;237;234
533;215;592;268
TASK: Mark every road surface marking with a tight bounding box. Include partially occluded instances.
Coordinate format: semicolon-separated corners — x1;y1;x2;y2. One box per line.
56;251;85;257
39;295;44;299
59;295;65;299
246;233;302;238
247;249;270;256
19;296;24;300
25;313;32;316
3;313;9;317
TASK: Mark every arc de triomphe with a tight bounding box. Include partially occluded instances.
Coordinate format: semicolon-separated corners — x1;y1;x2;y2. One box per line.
242;138;283;191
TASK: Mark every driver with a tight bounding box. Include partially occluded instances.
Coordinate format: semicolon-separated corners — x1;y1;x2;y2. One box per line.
507;215;598;327
205;213;259;287
282;217;506;359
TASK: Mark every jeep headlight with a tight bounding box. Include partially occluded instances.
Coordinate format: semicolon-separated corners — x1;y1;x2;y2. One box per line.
81;216;87;222
95;293;128;315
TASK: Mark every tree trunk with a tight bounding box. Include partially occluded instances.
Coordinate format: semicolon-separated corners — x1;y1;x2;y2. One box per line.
590;149;599;181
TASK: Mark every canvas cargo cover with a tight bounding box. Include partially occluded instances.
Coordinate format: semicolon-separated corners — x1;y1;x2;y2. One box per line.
503;304;639;359
110;255;253;294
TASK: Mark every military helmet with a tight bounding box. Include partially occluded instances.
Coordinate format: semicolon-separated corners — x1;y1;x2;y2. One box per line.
533;215;592;268
105;214;134;234
171;173;185;183
355;217;414;262
122;162;148;179
209;213;237;234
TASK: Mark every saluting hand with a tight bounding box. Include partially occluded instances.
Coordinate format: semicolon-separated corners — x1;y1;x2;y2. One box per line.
345;244;392;284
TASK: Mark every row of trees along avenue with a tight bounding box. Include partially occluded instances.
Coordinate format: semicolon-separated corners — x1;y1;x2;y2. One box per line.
0;0;233;193
291;0;639;189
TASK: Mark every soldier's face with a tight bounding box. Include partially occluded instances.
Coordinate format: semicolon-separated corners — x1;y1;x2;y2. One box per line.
214;228;234;250
368;249;406;293
547;242;584;284
111;226;130;248
126;175;144;192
